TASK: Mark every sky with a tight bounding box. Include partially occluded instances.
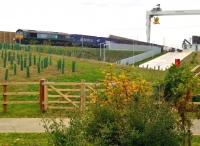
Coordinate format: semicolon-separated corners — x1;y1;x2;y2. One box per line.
1;0;200;47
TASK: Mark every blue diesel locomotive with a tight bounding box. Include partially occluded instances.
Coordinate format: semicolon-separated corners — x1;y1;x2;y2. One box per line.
15;29;108;48
15;29;162;48
15;29;72;46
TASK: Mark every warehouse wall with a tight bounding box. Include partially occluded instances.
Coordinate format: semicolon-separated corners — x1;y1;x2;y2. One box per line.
116;47;161;65
0;31;15;43
191;44;200;51
107;41;161;52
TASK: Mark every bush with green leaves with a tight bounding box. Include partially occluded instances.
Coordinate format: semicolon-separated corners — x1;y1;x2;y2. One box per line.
124;100;182;146
163;65;199;146
83;105;123;146
44;99;182;146
43;116;87;146
164;65;197;102
44;67;184;146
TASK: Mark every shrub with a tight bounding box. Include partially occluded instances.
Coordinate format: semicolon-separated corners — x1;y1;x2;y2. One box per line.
44;68;183;146
163;65;199;146
44;116;88;146
83;105;123;146
164;65;197;103
124;100;182;146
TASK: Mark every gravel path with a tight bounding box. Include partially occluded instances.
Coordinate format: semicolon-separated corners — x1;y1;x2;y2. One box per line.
191;119;200;135
0;118;70;133
0;118;200;135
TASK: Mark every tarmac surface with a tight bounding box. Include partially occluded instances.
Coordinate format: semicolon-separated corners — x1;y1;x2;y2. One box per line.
139;50;193;71
0;118;200;135
191;119;200;135
0;118;70;133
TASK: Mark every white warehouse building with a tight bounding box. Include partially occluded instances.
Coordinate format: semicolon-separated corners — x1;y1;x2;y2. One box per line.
105;35;163;65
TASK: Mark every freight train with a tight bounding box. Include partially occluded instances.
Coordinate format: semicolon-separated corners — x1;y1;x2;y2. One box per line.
15;29;162;48
15;29;108;48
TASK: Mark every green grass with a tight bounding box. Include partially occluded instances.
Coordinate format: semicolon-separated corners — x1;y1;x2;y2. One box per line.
0;133;199;146
71;47;143;62
0;133;48;146
11;44;143;63
181;52;200;68
0;48;166;118
0;49;166;83
192;136;200;146
0;66;166;118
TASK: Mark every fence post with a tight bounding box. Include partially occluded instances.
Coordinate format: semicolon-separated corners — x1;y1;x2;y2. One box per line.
188;129;192;146
3;82;7;112
40;79;48;112
80;80;86;112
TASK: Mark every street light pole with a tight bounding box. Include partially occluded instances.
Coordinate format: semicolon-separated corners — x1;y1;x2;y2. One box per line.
103;43;109;62
100;43;102;59
99;43;105;60
103;44;106;62
132;40;135;65
81;36;83;48
99;43;108;61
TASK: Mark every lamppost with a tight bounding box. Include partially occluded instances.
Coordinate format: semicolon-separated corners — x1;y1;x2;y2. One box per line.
99;43;104;60
103;43;109;62
81;36;84;48
132;40;135;65
99;43;109;61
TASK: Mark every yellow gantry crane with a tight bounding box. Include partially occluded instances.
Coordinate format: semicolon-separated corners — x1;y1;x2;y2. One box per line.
146;4;200;43
153;17;160;24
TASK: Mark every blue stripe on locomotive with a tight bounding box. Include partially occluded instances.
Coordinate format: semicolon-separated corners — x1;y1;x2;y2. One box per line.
70;34;108;48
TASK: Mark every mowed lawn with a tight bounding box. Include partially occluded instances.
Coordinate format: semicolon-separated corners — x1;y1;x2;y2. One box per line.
0;133;199;146
0;133;48;146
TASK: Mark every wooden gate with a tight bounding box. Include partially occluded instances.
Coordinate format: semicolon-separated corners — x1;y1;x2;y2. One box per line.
40;79;100;112
0;79;100;113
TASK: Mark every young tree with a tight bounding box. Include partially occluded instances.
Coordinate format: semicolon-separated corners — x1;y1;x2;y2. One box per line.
164;65;199;146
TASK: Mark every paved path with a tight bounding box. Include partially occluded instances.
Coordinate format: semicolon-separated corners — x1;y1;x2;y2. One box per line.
0;118;70;133
0;118;200;135
191;119;200;135
139;50;193;71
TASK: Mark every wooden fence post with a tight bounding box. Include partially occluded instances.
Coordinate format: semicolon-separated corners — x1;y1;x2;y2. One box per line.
40;79;48;112
80;80;86;112
3;82;7;112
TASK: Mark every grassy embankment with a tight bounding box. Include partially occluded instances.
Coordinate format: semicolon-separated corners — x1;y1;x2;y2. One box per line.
0;47;166;118
0;46;167;145
0;50;200;145
19;44;143;63
0;49;199;118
